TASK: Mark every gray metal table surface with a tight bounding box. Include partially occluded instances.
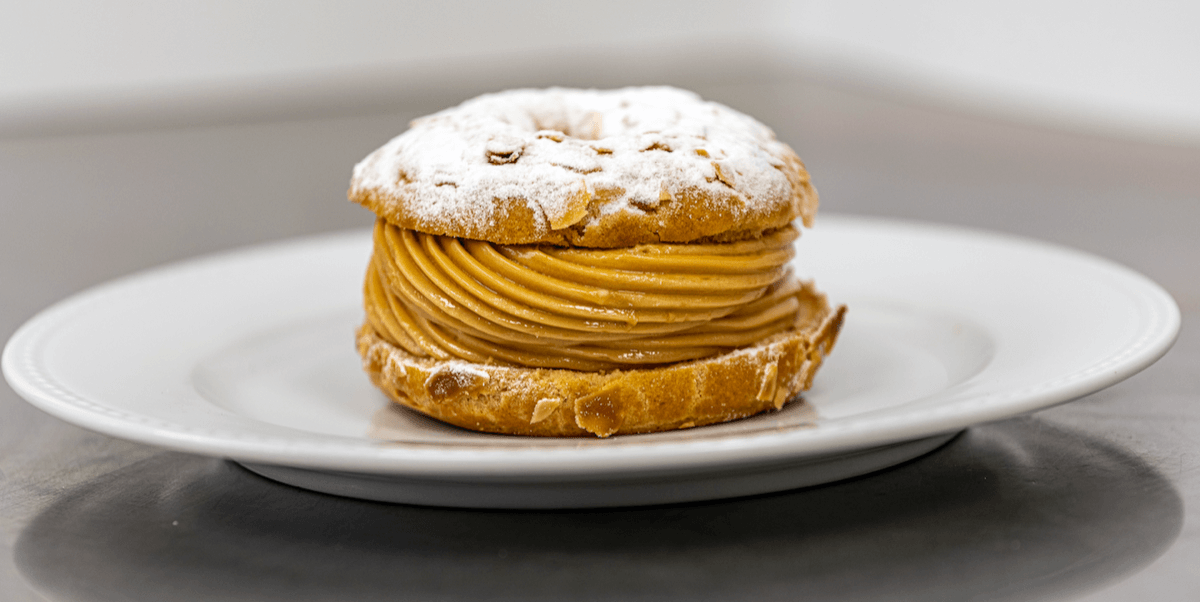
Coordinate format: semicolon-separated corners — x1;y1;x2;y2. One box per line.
2;69;1198;601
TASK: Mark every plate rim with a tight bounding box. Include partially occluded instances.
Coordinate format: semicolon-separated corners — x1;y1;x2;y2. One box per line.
3;215;1182;478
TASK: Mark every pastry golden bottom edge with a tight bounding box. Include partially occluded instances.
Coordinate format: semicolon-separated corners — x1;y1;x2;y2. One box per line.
356;282;846;438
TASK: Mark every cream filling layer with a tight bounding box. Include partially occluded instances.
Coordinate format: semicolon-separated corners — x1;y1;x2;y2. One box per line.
364;218;808;371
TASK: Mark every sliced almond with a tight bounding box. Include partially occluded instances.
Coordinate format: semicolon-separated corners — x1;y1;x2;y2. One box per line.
423;365;489;400
530;398;563;424
756;362;779;402
484;136;525;165
574;386;626;437
773;386;791;410
547;180;592;229
712;161;735;188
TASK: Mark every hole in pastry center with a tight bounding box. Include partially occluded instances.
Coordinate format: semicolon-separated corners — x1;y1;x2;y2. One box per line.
530;109;603;141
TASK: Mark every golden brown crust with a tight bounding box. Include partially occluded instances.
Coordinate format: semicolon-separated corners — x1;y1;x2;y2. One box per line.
353;169;818;249
356;282;845;437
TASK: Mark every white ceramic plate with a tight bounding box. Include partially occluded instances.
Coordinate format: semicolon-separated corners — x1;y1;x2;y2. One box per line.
4;215;1180;508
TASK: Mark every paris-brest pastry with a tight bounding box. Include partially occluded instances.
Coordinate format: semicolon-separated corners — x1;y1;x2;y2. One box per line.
350;87;845;437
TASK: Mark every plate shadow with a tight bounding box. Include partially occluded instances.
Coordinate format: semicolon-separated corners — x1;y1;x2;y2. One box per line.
15;417;1183;602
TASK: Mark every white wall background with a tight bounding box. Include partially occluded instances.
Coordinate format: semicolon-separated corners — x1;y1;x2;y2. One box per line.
777;0;1200;146
3;0;1198;144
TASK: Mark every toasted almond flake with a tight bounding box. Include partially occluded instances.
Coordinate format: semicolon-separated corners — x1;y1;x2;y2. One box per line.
574;387;624;437
424;363;490;400
530;398;563;424
773;385;790;410
548;181;592;229
712;161;735;188
756;362;779;402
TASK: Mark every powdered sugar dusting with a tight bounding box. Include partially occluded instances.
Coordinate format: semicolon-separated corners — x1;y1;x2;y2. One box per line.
350;87;802;241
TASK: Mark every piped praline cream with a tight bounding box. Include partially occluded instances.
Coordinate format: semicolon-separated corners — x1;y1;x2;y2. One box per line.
365;219;808;371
